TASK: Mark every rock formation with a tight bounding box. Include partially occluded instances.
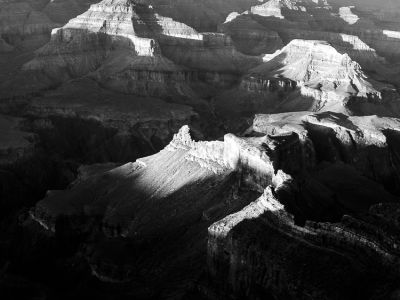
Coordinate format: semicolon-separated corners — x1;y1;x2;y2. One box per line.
4;0;257;100
1;0;400;298
249;39;384;104
26;125;257;297
222;0;400;63
216;39;400;121
26;110;400;298
2;0;400;129
206;111;400;299
338;6;360;25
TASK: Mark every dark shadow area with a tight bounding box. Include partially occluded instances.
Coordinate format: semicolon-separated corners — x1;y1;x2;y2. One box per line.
1;149;262;299
208;203;400;300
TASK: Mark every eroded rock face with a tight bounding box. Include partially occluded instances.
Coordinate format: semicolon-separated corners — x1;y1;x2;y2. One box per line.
1;1;400;297
206;111;400;299
253;112;400;200
2;0;400;130
217;39;400;118
255;39;380;98
250;0;316;19
2;0;259;102
139;0;260;32
339;6;359;25
207;188;400;299
222;0;400;71
26;111;400;298
28;125;260;297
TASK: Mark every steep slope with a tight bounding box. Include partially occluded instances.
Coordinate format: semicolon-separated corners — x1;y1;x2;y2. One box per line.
27;126;260;297
206;111;400;299
139;0;260;32
23;111;400;299
216;39;400;119
222;0;400;64
253;39;380;99
1;0;400;299
1;0;258;101
249;0;322;20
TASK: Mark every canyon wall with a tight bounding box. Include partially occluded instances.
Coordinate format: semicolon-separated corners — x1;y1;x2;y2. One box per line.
206;111;400;299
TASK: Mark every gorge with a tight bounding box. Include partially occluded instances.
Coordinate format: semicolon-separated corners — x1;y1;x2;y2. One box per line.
1;0;400;299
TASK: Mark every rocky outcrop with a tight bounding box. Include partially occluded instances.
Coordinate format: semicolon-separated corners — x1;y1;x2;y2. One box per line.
142;0;260;32
224;0;400;65
22;0;158;80
15;1;180;98
2;1;400;299
251;111;400;194
9;0;257;100
277;29;387;69
207;183;400;299
338;6;360;25
206;111;400;299
28;125;261;297
256;39;381;98
26;122;307;288
229;39;399;115
24;110;400;298
248;0;326;20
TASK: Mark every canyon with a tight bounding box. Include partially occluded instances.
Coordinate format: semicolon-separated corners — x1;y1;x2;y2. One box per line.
25;112;400;299
1;0;400;299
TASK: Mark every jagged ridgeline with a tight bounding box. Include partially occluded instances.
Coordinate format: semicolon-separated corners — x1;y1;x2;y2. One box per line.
1;0;400;299
29;114;400;298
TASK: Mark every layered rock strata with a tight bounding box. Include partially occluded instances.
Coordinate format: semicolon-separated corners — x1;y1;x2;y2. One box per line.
28;125;257;297
12;0;257;100
206;111;400;299
223;0;400;62
28;111;400;298
207;187;400;299
217;39;400;117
